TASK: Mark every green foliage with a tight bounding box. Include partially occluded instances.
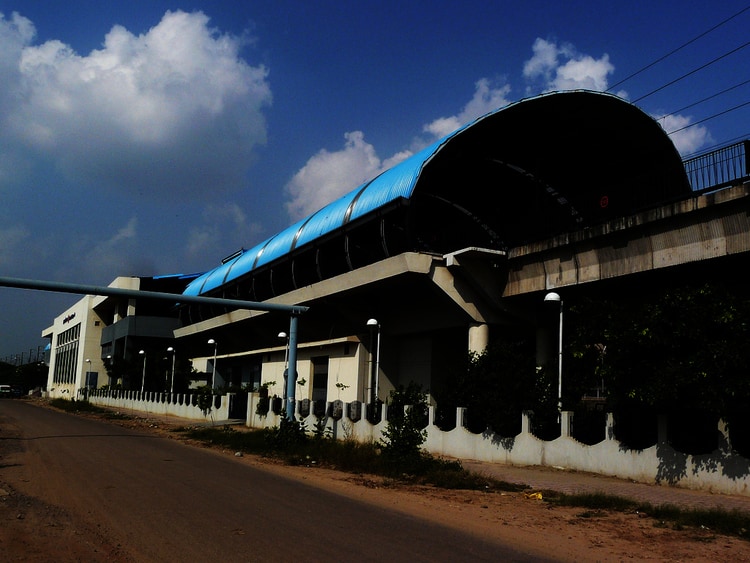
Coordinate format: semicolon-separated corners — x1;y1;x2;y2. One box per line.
436;335;557;436
567;281;750;415
48;398;107;413
379;382;429;472
179;424;523;492
196;385;213;416
311;416;332;440
546;490;750;539
263;415;308;450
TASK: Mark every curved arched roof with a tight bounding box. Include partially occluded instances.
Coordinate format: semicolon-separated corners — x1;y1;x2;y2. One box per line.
184;90;690;297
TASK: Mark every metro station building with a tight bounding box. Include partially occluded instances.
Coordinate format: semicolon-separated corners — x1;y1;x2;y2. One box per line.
42;91;746;415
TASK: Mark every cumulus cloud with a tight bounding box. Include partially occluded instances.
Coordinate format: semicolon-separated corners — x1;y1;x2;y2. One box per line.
655;114;712;155
523;37;615;93
0;10;271;199
283;35;715;223
79;217;143;278
423;78;512;138
285;79;512;221
186;202;262;262
0;225;30;267
285;131;390;220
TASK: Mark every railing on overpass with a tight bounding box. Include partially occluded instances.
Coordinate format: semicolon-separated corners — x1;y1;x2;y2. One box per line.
683;140;749;193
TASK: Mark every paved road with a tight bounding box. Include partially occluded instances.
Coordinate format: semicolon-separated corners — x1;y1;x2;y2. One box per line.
0;400;547;562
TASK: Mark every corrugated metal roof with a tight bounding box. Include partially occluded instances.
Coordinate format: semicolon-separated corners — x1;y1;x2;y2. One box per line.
184;136;451;297
184;90;691;298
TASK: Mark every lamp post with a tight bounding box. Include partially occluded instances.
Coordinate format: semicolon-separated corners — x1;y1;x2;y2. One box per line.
106;354;113;387
544;292;563;413
278;332;289;372
207;339;218;389
85;358;91;389
366;318;380;405
139;350;146;394
167;347;176;394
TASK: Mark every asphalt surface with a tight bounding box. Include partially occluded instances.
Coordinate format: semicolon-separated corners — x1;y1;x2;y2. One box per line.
102;404;750;514
0;400;551;562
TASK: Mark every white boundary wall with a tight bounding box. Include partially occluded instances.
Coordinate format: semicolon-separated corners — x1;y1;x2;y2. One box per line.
85;391;750;497
88;389;230;421
247;395;750;497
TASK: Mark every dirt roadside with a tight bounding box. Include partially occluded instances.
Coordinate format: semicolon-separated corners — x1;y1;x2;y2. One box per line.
2;401;750;562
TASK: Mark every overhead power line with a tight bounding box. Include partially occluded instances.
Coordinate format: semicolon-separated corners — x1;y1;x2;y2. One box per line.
633;39;750;103
608;4;750;92
667;100;750;136
657;78;750;120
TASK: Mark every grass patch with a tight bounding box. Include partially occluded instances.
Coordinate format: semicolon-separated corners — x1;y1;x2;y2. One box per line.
177;424;525;493
545;490;750;540
48;398;109;414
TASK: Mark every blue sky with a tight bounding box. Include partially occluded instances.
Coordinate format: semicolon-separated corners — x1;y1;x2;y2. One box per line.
0;1;748;361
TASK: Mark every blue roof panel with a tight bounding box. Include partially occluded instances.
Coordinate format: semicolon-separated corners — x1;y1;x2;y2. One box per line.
293;189;361;248
349;141;443;221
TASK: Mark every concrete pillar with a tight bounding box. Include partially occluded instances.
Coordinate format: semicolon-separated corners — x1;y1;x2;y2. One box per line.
561;411;573;438
456;407;467;429
522;411;532;434
606;412;615;440
468;323;489;355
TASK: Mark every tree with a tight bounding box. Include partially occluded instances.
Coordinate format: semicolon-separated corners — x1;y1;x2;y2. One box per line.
567;281;750;416
435;333;557;437
379;382;429;471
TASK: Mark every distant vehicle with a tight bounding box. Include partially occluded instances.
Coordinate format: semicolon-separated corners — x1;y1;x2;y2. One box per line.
0;384;11;398
10;386;23;397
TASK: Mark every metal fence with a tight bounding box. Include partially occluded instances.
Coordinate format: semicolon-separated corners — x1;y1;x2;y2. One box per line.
683;140;749;192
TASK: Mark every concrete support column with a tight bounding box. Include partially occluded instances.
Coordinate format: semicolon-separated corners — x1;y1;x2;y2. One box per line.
468;322;489;355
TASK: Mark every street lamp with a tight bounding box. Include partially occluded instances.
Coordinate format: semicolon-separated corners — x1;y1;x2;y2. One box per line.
106;354;113;387
139;350;146;394
167;347;176;394
207;339;218;389
544;292;563;413
85;358;91;388
366;318;380;405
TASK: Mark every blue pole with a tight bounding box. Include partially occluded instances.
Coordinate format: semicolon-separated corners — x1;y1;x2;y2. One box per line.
285;315;299;420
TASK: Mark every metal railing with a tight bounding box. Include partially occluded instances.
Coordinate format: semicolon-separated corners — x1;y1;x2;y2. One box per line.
683;140;749;192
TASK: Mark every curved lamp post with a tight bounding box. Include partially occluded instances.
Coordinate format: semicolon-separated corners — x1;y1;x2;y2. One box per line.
167;347;176;394
207;339;218;389
544;292;563;413
366;318;380;405
138;350;146;393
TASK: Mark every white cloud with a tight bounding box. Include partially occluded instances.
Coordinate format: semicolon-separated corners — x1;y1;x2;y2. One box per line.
0;10;272;199
81;217;141;278
523;38;614;93
283;36;714;224
423;78;512;138
46;217;149;283
285;131;391;220
655;114;712;156
285;79;512;221
186;202;262;262
0;225;30;266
